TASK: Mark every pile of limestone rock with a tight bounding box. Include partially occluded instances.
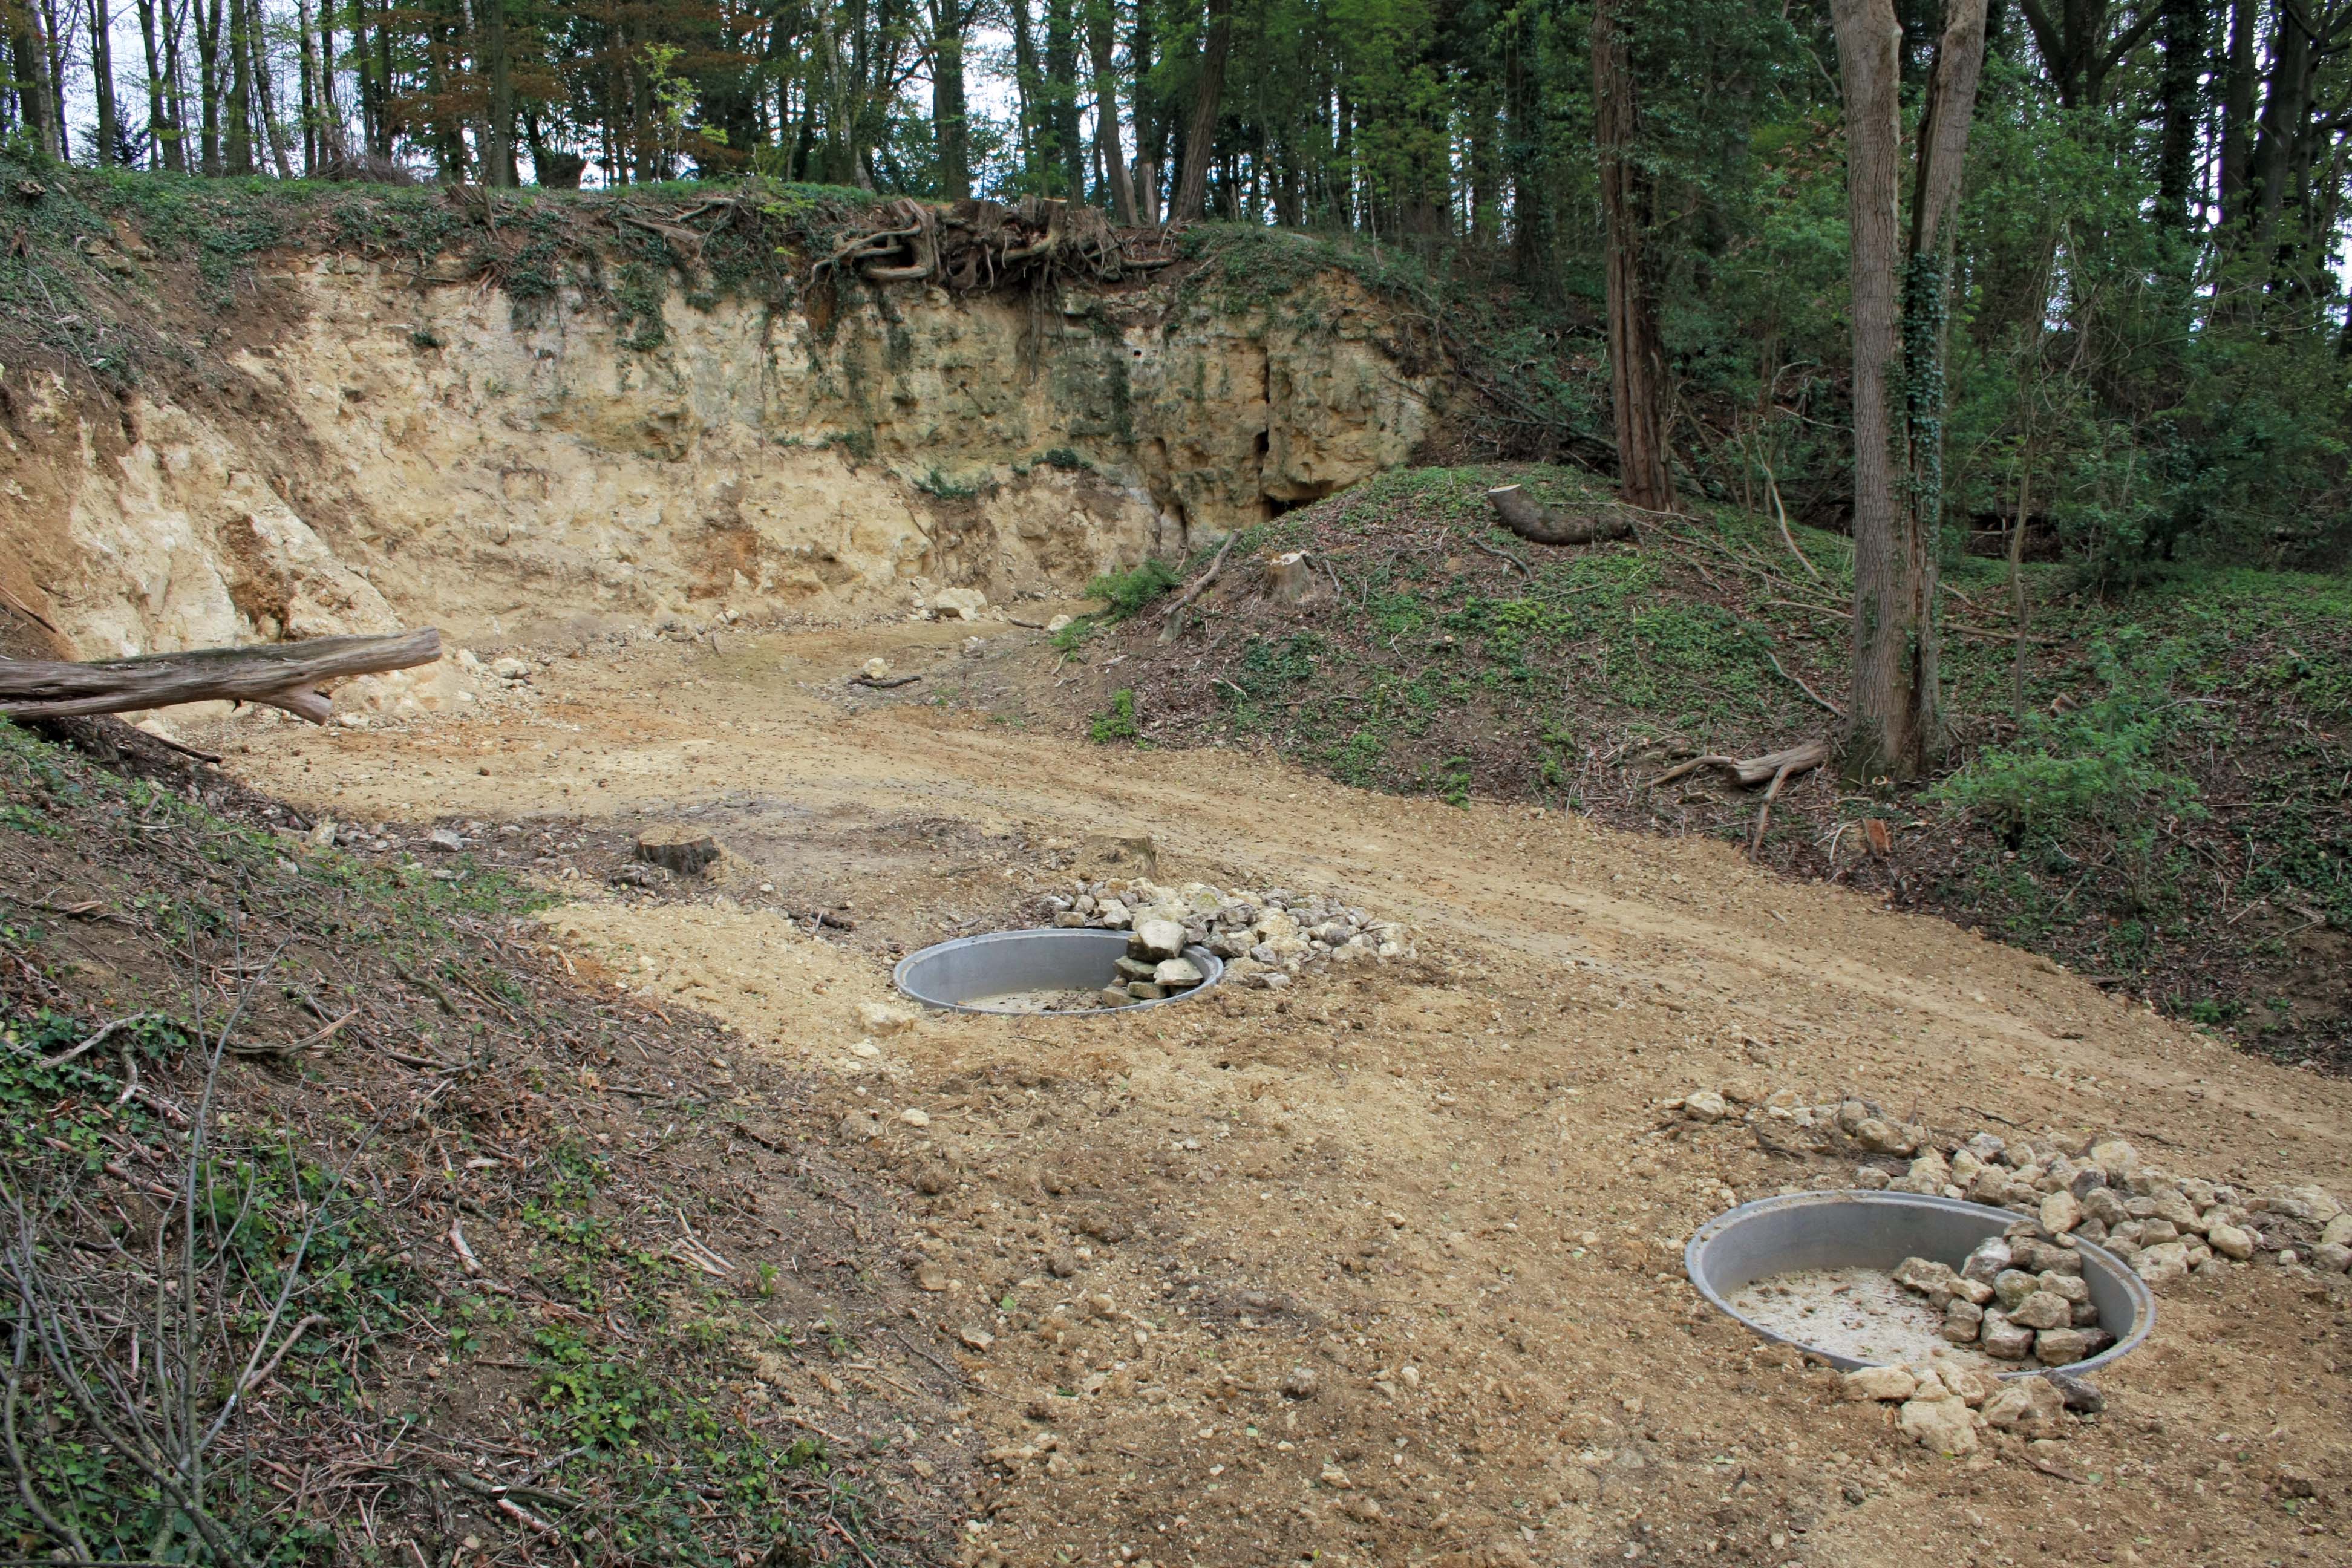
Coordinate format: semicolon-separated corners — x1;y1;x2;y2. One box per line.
1839;1354;2078;1457
1886;1241;2110;1365
1041;878;1414;991
1678;1089;2352;1286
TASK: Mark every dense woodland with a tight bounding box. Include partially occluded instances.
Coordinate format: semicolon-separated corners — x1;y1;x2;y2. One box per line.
2;0;2349;765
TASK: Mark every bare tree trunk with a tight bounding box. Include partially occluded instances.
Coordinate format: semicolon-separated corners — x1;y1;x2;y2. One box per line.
7;0;59;157
93;0;123;162
37;0;65;155
2155;0;2201;228
2218;0;2258;229
0;630;443;723
480;0;515;183
1834;0;1990;781
1088;0;1136;221
295;0;316;169
1006;0;1041;181
136;0;180;168
249;0;295;176
1590;0;1675;511
1044;0;1086;197
927;0;972;199
223;0;251;172
1173;0;1230;221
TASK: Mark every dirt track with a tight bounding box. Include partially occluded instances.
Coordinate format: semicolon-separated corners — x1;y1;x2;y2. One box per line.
214;615;2352;1568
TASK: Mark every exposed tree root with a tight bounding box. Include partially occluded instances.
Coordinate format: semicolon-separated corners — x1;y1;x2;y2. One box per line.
1644;739;1830;860
814;195;1163;292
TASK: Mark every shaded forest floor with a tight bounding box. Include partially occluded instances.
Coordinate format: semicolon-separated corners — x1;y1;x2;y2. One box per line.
1046;466;2352;1069
0;718;966;1563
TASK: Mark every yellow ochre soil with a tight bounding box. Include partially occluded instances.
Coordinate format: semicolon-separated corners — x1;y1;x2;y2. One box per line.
211;614;2352;1568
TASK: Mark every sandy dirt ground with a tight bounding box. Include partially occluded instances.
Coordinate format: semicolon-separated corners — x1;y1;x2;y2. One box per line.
204;613;2352;1568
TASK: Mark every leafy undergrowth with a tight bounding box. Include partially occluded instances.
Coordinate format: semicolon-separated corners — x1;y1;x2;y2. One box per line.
0;719;959;1564
1087;466;2352;1068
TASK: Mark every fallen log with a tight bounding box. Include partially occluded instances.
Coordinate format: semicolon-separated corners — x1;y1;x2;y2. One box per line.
0;629;442;724
1485;485;1639;546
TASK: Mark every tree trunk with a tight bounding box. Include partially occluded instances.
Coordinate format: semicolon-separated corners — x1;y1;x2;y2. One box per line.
1007;0;1042;183
2154;0;2200;228
481;0;516;185
1174;0;1230;221
929;0;972;200
249;0;295;177
1486;485;1638;546
223;0;251;172
1591;0;1675;511
92;0;122;163
37;0;65;155
136;0;181;169
2218;0;2257;229
1834;0;1989;781
0;629;444;723
298;0;321;170
7;0;58;158
1088;0;1137;222
1044;0;1085;197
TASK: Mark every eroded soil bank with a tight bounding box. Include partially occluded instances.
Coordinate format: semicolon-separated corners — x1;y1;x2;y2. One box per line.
202;610;2352;1568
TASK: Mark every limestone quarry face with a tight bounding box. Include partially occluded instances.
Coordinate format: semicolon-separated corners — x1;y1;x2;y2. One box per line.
1;251;1435;693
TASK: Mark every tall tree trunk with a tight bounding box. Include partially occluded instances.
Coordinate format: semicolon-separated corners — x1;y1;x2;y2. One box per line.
1333;85;1352;228
93;0;122;162
1088;0;1135;220
2154;0;2200;227
1129;0;1158;172
249;0;295;176
38;0;65;155
927;0;970;199
136;0;180;168
1007;0;1042;184
296;0;317;170
1834;0;1990;780
2217;0;2257;229
5;0;57;156
1044;0;1085;197
481;0;516;184
223;0;251;173
1591;0;1674;510
2246;3;2308;256
814;4;871;188
1174;0;1230;221
197;0;224;172
313;0;347;166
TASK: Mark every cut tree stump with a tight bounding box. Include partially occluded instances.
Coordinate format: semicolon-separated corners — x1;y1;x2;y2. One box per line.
1485;485;1638;546
0;629;442;723
636;826;722;877
1263;550;1322;605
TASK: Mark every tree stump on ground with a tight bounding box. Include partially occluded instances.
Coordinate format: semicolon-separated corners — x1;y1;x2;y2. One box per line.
636;826;721;877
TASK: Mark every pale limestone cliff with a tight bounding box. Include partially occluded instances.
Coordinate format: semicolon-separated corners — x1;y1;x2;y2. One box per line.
1;249;1434;707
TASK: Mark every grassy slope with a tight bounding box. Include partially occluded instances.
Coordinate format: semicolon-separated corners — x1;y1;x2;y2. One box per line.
1081;466;2352;1066
0;720;954;1564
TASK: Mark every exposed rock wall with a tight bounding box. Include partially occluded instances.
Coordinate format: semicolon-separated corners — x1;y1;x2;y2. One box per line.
1;249;1434;684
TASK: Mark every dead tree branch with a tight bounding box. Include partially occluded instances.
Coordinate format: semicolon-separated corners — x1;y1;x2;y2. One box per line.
0;629;441;724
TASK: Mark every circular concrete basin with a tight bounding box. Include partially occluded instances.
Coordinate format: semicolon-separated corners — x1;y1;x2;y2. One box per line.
1684;1190;2154;1376
893;927;1223;1016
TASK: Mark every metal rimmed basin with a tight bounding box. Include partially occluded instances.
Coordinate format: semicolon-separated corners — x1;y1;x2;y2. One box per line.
1685;1190;2154;1376
893;927;1223;1016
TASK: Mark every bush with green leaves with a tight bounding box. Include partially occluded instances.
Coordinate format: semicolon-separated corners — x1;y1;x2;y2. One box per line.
1933;635;2204;851
1086;560;1182;621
